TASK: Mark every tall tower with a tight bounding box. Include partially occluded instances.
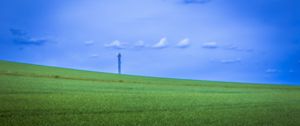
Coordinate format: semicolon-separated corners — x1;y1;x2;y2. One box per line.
117;53;121;74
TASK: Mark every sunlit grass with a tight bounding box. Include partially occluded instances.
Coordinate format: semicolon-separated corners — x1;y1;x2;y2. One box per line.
0;60;299;126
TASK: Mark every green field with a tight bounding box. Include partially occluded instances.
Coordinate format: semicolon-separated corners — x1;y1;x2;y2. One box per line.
0;60;300;126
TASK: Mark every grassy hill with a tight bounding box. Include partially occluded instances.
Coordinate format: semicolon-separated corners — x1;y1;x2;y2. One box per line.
0;60;299;126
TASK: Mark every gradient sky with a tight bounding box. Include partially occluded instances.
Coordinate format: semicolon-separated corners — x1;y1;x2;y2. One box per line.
0;0;299;85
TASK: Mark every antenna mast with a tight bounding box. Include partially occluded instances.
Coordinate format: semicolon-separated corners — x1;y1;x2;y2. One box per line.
117;53;121;74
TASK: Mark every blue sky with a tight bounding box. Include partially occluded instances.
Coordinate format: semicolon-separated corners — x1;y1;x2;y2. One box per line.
0;0;299;85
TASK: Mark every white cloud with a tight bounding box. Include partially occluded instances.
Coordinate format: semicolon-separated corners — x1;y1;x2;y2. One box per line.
183;0;211;4
266;69;279;73
220;58;241;64
104;40;124;49
176;38;190;48
223;44;253;52
202;41;218;49
84;40;95;46
89;54;99;58
152;37;168;49
10;28;50;46
134;40;147;48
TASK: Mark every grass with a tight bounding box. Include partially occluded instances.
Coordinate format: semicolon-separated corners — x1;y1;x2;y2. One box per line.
0;60;299;126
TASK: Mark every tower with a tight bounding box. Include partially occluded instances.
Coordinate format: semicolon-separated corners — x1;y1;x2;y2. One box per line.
117;53;121;74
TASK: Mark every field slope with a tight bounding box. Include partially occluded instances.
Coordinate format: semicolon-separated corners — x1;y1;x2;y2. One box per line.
0;60;300;126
